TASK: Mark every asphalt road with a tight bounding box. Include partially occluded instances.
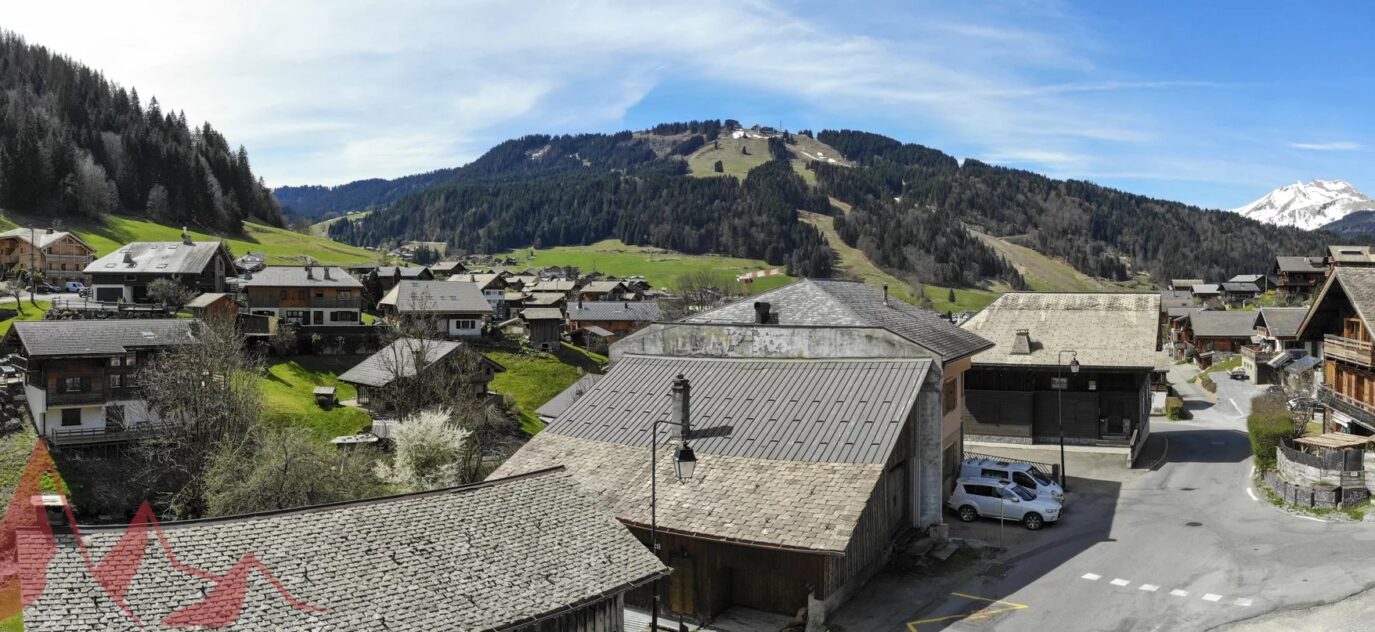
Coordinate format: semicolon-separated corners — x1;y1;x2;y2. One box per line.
843;364;1375;631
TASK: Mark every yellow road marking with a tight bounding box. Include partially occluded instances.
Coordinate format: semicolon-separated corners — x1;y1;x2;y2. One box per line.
906;592;1030;631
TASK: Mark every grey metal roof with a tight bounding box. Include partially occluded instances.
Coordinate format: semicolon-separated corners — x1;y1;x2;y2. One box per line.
0;228;91;251
545;354;930;465
521;308;564;321
238;265;363;288
535;373;603;420
686;279;992;363
524;292;567;307
960;293;1161;369
1187;310;1259;338
337;338;497;388
1228;274;1265;284
379;280;491;314
21;468;667;632
1257;307;1308;339
568;301;663;322
376;266;431;278
1220;282;1260;293
1275;256;1325;273
1192;284;1222;294
85;241;227;275
13;319;199;357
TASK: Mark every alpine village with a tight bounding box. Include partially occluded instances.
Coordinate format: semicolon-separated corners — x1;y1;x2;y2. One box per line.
3;7;1375;632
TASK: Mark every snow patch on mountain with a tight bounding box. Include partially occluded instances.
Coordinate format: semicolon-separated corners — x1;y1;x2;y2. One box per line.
1231;179;1375;231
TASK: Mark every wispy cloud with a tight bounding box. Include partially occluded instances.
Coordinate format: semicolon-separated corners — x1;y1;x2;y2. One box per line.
1288;141;1364;151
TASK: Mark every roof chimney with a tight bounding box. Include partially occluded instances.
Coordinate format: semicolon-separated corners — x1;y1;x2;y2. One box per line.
670;374;691;440
753;301;772;324
1011;329;1033;355
181;227;192;246
305;265;315;280
883;284;889;305
323;267;333;281
44;227;53;235
122;250;134;265
31;493;68;531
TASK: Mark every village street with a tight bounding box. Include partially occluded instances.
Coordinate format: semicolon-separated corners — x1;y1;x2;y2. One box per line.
836;364;1375;631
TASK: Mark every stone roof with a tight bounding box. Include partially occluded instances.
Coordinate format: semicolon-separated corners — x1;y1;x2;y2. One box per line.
1275;256;1325;273
1257;307;1309;339
449;273;506;291
547;354;928;464
337;338;501;388
529;279;578;293
568;301;663;323
375;266;431;279
1187;310;1259;338
1297;267;1375;339
580;281;626;294
1220;282;1260;293
1170;278;1205;288
524;292;567;307
1159;290;1196;311
85;241;227;275
1192;284;1222;294
686;278;992;363
960;293;1161;369
534;373;603;419
185;292;231;309
379;280;491;314
495;434;883;553
0;228;90;251
239;266;362;288
1228;274;1265;284
1167;306;1204;319
1328;245;1375;264
12;319;199;357
521;308;564;321
20;468;667;631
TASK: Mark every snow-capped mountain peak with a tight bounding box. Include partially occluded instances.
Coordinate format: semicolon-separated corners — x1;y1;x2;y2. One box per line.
1231;179;1375;230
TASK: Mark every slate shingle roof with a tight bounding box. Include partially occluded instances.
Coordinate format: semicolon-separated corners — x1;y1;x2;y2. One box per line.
1187;310;1259;338
337;338;501;388
379;280;491;314
449;273;506;291
960;293;1160;369
521;308;564;321
1192;284;1222;294
13;319;198;357
1328;245;1375;264
1220;282;1261;293
686;279;992;363
375;266;431;279
568;301;663;323
1275;256;1325;273
85;241;227;275
20;468;667;631
1257;307;1308;339
238;266;363;288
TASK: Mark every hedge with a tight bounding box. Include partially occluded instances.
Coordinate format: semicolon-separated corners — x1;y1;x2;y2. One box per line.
1166;396;1191;420
1248;394;1294;471
1200;375;1217;393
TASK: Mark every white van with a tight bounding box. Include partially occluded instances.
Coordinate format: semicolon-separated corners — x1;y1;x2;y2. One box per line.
63;281;86;293
960;457;1064;503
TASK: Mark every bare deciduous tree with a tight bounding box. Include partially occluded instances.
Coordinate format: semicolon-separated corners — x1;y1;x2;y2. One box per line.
147;278;193;313
205;424;383;516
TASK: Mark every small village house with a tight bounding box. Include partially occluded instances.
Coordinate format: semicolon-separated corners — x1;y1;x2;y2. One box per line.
1169;278;1205;291
1190;283;1222;303
84;234;234;302
1326;245;1375;269
0;227;96;285
520;307;564;351
372;265;433;295
1227;273;1268;291
428;260;467;278
1221;281;1263;306
20;468;667;631
1166;306;1204;359
337;337;504;412
450;272;510;319
183;292;238;322
1243;307;1312;384
239;265;364;327
378;279;492;337
959;293;1159;454
1179;310;1258;368
566;300;664;340
496;320;951;628
1297;267;1375;435
5;319;198;446
1273;255;1327;299
578;280;631;302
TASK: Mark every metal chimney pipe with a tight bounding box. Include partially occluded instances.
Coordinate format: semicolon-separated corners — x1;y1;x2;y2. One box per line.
670;374;691;440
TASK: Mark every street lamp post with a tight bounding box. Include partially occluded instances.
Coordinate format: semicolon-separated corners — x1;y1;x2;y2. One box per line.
650;376;698;632
1056;350;1080;493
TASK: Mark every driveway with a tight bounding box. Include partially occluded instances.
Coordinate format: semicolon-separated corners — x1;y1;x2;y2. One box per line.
836;366;1373;631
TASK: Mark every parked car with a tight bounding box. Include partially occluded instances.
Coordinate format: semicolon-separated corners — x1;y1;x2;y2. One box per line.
1229;369;1248;381
960;457;1065;503
77;287;90;298
63;281;86;293
949;477;1062;530
35;283;59;294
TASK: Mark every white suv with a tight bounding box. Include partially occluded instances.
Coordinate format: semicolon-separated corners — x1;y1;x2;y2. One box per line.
949;477;1062;530
960;457;1065;503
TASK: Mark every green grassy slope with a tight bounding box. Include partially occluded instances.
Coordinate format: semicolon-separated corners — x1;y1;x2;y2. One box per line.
308;210;372;237
495;239;793;292
3;213;377;265
972;231;1118;293
685;132;850;185
488;343;608;435
260;356;372;437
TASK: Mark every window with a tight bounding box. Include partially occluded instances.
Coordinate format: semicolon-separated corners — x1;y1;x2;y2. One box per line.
109;357;123;367
125;354;135;367
337;290;352;300
285;310;307;324
314;291;324;298
61;408;81;427
109;374;124;389
1012;472;1035;489
452;319;477;331
61;377;83;393
125;372;138;388
330;311;358;322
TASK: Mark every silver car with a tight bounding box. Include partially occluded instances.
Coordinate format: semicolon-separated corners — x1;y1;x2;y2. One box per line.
948;476;1062;530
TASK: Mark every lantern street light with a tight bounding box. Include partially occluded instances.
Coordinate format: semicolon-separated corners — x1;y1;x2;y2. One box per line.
650;375;698;632
1057;350;1080;493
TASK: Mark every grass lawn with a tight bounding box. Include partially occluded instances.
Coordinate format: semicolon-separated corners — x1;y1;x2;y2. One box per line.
972;230;1119;293
308;210;372;237
495;239;792;293
2;212;377;266
0;301;50;336
0;614;20;631
487;343;607;435
260;355;373;437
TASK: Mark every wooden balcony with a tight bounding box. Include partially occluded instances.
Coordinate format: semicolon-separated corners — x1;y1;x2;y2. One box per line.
1317;384;1375;431
46;390;108;406
1325;335;1375;367
52;422;168;447
247;296;362;309
1240;346;1275;362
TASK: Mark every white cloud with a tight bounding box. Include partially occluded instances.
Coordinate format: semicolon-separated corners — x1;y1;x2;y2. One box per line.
1288;141;1364;151
0;0;1224;189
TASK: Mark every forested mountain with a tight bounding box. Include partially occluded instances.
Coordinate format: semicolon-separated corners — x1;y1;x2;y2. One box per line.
812;130;1330;284
322;121;1335;289
0;32;283;232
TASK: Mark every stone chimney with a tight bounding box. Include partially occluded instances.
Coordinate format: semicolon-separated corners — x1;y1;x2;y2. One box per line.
31;493;68;531
122;250;134;265
323;267;333;281
883;284;889;305
305;265;315;280
181;227;193;246
44;227;53;235
670;374;691;440
753;301;772;324
1011;329;1033;355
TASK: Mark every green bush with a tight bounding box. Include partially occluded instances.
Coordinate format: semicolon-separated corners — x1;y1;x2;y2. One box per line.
1200;375;1217;393
1249;394;1294;471
1165;396;1191;420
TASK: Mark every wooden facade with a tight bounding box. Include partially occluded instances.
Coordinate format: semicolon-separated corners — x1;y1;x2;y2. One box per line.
511;594;628;632
964;367;1150;445
0;231;95;284
245;284;362;326
24;352;158;446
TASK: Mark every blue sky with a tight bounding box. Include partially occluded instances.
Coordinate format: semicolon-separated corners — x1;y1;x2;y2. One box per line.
7;0;1374;209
